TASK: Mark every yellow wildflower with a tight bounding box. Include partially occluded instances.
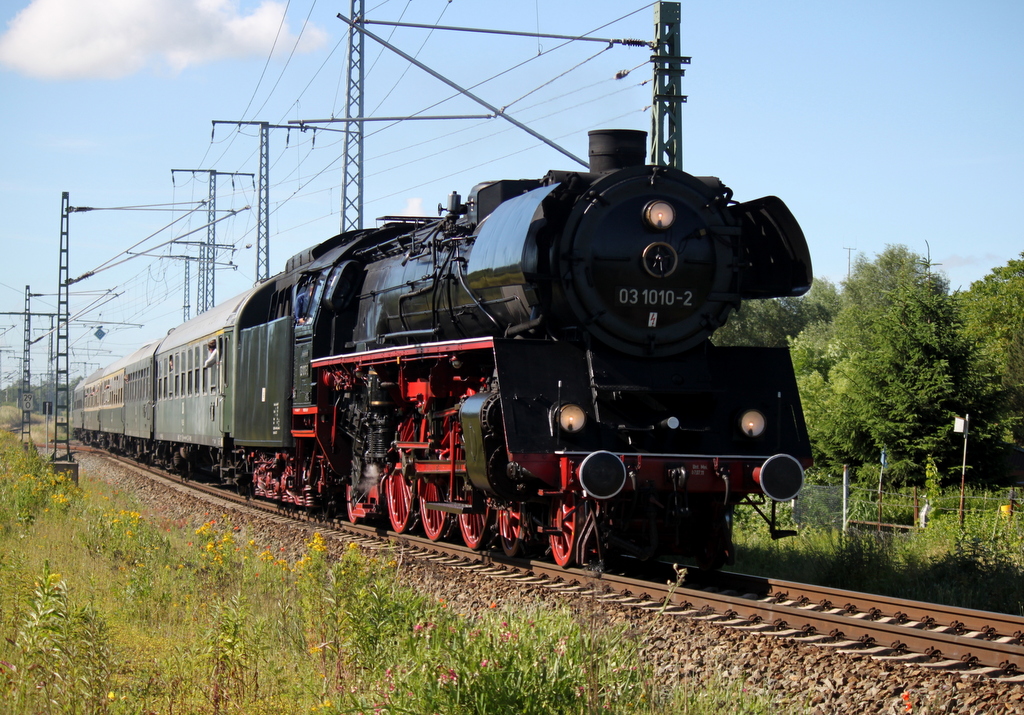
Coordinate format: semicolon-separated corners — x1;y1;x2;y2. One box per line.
307;532;327;553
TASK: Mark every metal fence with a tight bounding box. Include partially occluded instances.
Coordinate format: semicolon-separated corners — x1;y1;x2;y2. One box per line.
792;485;844;530
792;478;1019;532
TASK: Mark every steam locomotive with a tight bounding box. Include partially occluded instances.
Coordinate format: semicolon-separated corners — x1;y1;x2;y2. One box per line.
74;129;812;569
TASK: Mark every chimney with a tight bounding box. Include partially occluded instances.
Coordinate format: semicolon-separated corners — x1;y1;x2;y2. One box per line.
588;129;648;173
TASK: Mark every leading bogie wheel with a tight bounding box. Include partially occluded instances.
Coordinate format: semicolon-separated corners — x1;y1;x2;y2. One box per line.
549;494;577;567
458;507;492;550
498;503;525;558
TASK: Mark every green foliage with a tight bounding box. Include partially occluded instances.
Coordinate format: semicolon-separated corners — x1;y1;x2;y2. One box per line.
736;487;1024;615
342;604;658;715
3;563;113;714
961;253;1024;443
84;507;169;565
0;404;20;431
795;246;1010;486
0;432;83;529
711;246;1016;485
923;456;941;498
713;278;840;348
204;593;265;713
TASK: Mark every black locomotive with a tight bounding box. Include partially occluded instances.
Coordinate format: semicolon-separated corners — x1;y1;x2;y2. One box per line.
75;129;812;569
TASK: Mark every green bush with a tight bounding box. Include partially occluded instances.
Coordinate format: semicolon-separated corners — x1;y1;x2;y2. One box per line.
0;432;82;529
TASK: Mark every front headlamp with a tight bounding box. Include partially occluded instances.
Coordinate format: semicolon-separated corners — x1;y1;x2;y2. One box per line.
643;200;676;231
557;404;587;433
739;409;766;438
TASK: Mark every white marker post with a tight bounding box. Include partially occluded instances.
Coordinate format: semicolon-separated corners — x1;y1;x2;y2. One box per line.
953;414;969;527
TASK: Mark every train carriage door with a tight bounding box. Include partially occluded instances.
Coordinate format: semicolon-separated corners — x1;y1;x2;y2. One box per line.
217;335;230;435
201;337;222;433
142;364;153;434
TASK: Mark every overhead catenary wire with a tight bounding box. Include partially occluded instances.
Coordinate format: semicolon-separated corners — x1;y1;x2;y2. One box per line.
34;289;123;346
13;6;626;376
368;0;454;117
68;203;207;282
138;1;652;331
500;44;613;112
366;82;644;206
282;9;614;200
348;2;653;179
205;1;649;233
239;0;293;122
249;0;323;121
363;19;649;47
65;201;210;212
356;0;413;114
337;12;589;168
222;55;645;245
68;207;249;285
193;0;297;172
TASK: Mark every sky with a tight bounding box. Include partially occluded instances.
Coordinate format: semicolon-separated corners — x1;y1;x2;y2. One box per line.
1;0;1022;386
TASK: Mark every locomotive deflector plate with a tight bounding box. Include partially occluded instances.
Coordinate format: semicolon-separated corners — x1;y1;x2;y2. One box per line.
491;339;593;454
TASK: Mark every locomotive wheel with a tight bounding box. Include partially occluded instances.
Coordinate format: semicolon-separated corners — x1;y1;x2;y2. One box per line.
419;479;452;542
458;507;492;551
345;484;363;525
549;494;578;567
386;468;416;533
497;504;525;558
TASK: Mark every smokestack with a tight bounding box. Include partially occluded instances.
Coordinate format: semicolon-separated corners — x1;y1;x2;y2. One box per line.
588;129;648;173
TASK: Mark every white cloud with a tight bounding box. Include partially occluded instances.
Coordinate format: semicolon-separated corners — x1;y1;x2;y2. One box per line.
0;0;327;80
940;253;1004;270
399;197;425;216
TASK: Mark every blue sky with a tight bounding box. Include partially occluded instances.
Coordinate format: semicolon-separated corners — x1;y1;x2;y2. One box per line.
1;0;1022;385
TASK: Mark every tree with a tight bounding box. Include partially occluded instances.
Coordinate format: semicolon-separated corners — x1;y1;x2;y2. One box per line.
804;246;1008;485
961;254;1024;444
713;278;840;348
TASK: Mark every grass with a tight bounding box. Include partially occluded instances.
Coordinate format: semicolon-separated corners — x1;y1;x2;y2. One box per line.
0;404;59;449
731;498;1024;615
0;431;789;715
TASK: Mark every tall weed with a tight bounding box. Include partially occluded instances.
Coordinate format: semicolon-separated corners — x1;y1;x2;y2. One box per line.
5;563;112;715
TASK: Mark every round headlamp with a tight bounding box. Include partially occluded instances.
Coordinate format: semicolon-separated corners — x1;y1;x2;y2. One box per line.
739;409;766;438
557;404;587;433
643;200;676;231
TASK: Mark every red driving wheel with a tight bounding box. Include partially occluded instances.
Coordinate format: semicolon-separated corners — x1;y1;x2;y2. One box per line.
385;468;416;533
419;479;451;541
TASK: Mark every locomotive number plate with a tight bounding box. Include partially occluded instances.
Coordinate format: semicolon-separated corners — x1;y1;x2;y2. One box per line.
616;287;693;307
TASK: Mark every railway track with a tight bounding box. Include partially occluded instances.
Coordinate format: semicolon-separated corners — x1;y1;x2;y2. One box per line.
81;447;1024;681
